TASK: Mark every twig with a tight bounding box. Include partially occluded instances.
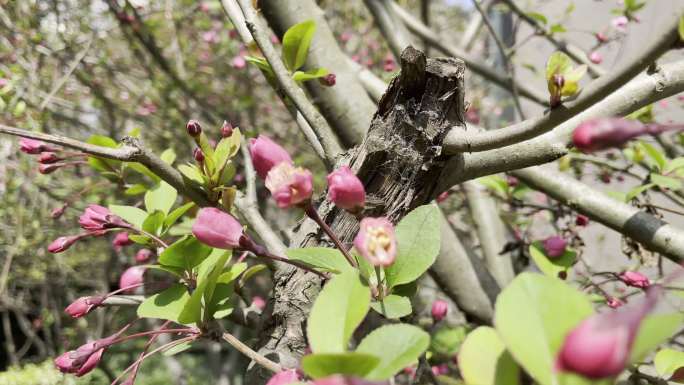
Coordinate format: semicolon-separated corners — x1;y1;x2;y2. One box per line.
39;36;94;111
303;203;357;268
222;332;282;373
233;0;342;167
442;14;682;153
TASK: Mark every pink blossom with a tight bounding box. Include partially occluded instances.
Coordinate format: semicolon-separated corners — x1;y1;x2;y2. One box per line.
251;296;266;310
542;236;567;258
135;248;153;263
556;287;661;378
327;166;365;211
249;135;293;179
20;138;55;154
192;207;244;249
618;271;650;289
596;32;608;43
588;51;603;64
265;369;300;385
112;232;132;252
265;162;314;208
119;266;146;292
572;118;680;153
48;235;86;253
232;55;247;69
353;217;397;267
340;31;353;42
55;340;108;377
202;30;219;44
431;299;448;322
79;205;129;232
611;16;628;32
65;296;103;318
607;297;624;309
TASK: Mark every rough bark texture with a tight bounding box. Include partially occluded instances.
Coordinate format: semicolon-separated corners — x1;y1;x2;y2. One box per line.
246;47;465;383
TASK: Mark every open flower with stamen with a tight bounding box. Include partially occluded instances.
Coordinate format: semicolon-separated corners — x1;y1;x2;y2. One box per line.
353;217;397;267
265;162;313;208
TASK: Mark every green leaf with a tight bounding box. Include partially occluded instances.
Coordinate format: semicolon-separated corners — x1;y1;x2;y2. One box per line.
641;141;667;171
160;148;176;165
124;183;147;196
655;348;684;379
528;242;576;279
356;324;430;380
477;175;509;197
292;68;329;82
527;12;548;25
163;341;193;356
301;352;380;379
126;162;161;182
109;205;148;229
625;183;655;202
665;157;684;174
651;173;682;190
370;295;412;319
631;313;684;362
178;164;205;185
213;129;241;174
494;273;594;385
546;52;572;81
145;181;177;215
178;248;231;324
137;284;190;323
164;202;195;231
679;15;684;41
561;65;587;97
550;23;567;34
286;247;354;274
431;325;468;358
158;235;212;270
282;20;316;71
458;327;520;385
87;135;120;172
385;204;441;288
142;210;165;235
307;270;370;353
237;264;267;289
88;134;118;148
217;262;248;283
128;234;152;246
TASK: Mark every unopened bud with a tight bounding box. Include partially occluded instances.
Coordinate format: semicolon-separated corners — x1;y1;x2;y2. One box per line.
553;74;565;89
320;73;336;87
39;163;62;174
221;121;234;138
186;120;202;136
431;300;448;322
193;148;205;163
39;152;60;164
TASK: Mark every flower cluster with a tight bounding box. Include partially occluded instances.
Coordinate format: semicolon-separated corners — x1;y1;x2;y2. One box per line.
19;138;87;174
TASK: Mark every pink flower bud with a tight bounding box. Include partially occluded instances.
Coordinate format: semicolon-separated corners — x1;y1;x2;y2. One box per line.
232;55;246;69
65;296;103;318
251;296;266;310
266;369;300;385
192;207;244;249
265;162;314;208
249;135;293;179
618;271;650;289
542;236;567;258
596;32;608;43
575;215;589;227
431;364;449;376
39;163;63;174
112;232;132;252
20;138;55;154
431;299;448;322
48;235;84;253
51;204;67;219
588;51;603;64
436;191;450;203
119;266;146;292
320;73;336;87
572;118;675;153
353;217;397;267
135;248;153;263
186;120;202;136
606;297;624;308
611;16;628;32
55;341;107;377
221;120;234;137
556;287;661;378
39;152;60;164
193;147;205;163
327;166;365;211
79;204;129;233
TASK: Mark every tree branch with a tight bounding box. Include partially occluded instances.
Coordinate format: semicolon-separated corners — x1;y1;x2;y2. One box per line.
223;332;282;373
389;1;548;106
363;0;413;59
442;14;682;153
234;0;342;167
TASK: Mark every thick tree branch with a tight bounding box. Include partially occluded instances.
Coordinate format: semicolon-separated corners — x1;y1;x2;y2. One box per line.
389;1;548;106
436;59;684;191
234;0;341;167
514;166;684;262
442;14;682;153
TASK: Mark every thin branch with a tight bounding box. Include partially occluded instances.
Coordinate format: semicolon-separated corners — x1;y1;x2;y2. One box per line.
389;1;548;106
363;0;413;59
222;332;282;373
240;138;258;204
443;14;681;153
39;36;94;111
500;0;606;78
233;0;342;167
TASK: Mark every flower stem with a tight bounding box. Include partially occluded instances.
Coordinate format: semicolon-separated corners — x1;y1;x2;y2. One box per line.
303;202;357;268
